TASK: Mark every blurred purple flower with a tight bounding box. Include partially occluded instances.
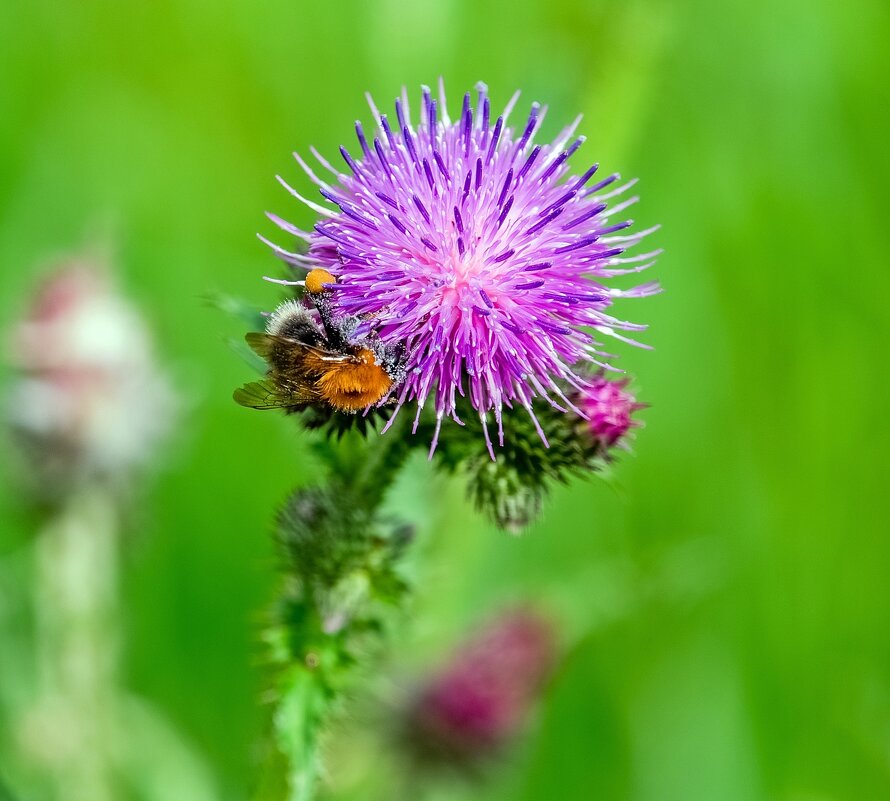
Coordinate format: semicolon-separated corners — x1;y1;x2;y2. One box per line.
264;81;660;455
580;373;644;449
405;609;556;763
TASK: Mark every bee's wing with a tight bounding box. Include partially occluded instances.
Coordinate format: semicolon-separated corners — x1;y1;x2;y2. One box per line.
233;379;318;410
244;332;352;363
244;332;281;359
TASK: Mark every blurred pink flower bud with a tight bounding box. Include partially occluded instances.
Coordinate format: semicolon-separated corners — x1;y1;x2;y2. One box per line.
405;609;556;764
5;258;177;495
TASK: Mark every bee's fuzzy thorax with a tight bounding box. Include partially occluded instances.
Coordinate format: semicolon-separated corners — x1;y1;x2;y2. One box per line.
266;299;320;341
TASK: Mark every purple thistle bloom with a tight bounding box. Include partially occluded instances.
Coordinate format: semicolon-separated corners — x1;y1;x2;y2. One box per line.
263;81;660;456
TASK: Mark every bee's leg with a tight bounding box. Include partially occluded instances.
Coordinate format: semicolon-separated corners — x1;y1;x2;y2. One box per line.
310;292;347;349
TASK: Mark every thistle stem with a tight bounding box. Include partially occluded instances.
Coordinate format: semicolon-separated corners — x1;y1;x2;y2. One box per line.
259;418;415;801
275;665;327;801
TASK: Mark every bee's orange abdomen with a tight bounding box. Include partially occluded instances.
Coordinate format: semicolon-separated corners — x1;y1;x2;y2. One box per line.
316;348;392;412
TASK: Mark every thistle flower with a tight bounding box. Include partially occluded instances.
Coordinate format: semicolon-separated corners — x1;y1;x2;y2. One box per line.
262;81;660;455
5;258;177;495
404;609;555;765
579;374;644;450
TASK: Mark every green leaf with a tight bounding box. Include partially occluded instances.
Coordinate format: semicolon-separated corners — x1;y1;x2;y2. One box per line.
203;291;268;330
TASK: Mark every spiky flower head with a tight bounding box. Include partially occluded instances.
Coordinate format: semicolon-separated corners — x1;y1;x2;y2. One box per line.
579;374;644;449
264;81;659;454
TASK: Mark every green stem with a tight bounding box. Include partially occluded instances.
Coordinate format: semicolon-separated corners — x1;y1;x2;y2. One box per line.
311;415;413;510
275;666;327;801
262;417;417;801
32;489;120;801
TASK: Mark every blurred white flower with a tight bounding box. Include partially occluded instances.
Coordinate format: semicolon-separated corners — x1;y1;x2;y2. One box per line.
6;257;177;495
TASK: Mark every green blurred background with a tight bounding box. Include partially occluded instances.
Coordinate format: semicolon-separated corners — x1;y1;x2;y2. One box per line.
1;0;889;799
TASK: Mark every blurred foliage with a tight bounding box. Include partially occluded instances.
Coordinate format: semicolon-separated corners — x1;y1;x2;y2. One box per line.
1;0;889;800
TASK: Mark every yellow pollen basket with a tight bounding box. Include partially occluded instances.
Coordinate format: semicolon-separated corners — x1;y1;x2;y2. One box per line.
305;268;337;294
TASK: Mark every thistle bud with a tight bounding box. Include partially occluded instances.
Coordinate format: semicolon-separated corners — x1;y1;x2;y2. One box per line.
470;458;544;534
578;374;644;451
277;484;374;589
276;485;411;637
5;258;176;498
404;609;556;766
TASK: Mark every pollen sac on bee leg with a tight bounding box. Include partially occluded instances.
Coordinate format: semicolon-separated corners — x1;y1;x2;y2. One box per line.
304;268;337;295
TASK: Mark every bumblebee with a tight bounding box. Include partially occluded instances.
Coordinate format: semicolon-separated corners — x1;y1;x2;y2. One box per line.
234;269;406;414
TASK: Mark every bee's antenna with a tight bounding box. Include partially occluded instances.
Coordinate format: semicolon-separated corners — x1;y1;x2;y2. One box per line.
263;276;305;286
